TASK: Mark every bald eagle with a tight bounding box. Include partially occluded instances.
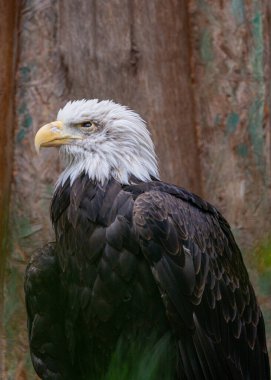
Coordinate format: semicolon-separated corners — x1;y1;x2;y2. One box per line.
25;99;270;380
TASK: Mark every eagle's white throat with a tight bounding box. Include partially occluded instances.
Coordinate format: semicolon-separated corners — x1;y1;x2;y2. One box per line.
55;100;159;187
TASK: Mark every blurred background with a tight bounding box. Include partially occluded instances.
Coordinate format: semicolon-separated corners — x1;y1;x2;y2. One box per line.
0;0;271;378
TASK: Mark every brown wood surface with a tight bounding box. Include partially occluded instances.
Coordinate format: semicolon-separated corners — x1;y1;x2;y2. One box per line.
0;1;18;377
2;0;271;378
189;0;271;249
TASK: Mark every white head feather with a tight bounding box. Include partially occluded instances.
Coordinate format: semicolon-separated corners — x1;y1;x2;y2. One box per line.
55;99;159;187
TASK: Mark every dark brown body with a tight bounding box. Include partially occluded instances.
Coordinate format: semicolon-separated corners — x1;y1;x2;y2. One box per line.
25;175;270;379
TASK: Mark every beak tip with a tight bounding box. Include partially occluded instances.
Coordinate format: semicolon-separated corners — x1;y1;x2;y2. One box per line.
34;141;40;154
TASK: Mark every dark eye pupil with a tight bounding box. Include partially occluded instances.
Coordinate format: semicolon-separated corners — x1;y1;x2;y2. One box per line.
82;122;92;128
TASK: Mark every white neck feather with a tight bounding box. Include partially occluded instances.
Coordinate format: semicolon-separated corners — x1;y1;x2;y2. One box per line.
56;144;159;187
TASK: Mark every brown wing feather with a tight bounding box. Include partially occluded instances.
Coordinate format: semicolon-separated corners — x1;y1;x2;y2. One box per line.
25;243;77;380
133;189;270;380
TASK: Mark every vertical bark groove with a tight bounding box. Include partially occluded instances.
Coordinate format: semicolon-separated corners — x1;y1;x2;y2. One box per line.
0;1;19;377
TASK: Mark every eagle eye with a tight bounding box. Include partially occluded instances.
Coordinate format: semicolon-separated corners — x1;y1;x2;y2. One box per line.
81;121;93;128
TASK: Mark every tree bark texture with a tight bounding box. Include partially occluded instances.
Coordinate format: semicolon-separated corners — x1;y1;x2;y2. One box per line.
2;0;270;378
0;1;18;377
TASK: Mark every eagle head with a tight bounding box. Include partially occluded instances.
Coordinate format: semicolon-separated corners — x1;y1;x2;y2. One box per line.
35;99;159;186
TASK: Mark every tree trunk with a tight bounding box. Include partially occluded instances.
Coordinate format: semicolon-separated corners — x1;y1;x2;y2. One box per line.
189;0;271;249
0;1;18;377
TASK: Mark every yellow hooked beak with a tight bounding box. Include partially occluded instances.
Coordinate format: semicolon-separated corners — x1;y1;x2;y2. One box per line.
34;121;81;153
